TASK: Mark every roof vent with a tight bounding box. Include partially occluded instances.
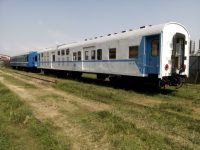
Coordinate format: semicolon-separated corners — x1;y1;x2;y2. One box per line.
129;29;133;31
114;33;118;34
94;37;97;39
84;39;87;41
140;26;145;29
107;34;111;36
122;31;126;33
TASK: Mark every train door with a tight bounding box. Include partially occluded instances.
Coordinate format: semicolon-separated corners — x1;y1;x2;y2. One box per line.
83;46;95;71
171;33;186;74
145;35;160;74
51;52;55;69
38;54;40;67
34;55;37;67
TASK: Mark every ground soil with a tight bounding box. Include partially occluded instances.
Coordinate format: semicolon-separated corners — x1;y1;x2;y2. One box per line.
0;70;111;149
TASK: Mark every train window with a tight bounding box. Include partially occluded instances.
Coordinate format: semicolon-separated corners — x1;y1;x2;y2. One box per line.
41;53;43;57
66;49;70;55
61;50;65;56
78;51;81;60
129;46;139;58
151;40;159;56
91;50;96;60
85;51;89;60
97;49;102;60
109;48;116;59
175;39;184;56
52;55;55;62
58;51;60;55
73;52;77;61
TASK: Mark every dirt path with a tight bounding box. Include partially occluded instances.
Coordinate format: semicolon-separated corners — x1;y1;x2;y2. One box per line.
1;69;197;149
0;70;111;150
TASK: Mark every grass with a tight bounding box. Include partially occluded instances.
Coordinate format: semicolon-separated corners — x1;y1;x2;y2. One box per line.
1;69;200;149
2;74;36;88
64;108;196;149
54;78;131;104
54;75;200;149
0;82;70;150
158;102;193;114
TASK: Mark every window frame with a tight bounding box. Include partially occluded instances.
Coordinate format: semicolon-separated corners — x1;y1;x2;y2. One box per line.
66;49;70;55
61;49;65;56
91;50;96;60
129;46;139;59
73;52;77;61
85;51;89;60
97;49;102;60
52;55;55;62
78;51;81;60
109;48;116;59
151;39;159;57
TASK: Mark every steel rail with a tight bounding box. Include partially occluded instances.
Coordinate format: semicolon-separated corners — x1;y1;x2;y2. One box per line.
14;72;57;84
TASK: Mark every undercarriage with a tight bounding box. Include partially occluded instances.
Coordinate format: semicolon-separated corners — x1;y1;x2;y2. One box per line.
160;75;186;89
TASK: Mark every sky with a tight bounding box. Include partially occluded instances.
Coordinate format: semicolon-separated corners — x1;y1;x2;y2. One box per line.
0;0;199;56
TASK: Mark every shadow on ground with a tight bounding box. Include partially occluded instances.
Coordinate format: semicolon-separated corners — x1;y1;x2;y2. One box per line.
67;76;175;96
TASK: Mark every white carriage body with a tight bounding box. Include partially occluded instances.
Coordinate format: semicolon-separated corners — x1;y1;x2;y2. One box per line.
38;22;190;79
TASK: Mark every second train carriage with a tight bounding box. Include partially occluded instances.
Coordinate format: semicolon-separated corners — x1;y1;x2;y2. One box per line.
38;22;190;87
10;51;38;70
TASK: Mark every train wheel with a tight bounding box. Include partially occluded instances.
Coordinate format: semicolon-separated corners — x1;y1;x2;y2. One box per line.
175;77;185;89
158;80;165;89
97;74;107;80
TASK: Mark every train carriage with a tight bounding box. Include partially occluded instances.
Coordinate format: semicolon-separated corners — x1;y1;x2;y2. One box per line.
38;22;190;88
10;51;38;70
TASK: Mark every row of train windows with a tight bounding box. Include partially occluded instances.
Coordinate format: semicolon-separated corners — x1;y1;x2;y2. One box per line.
41;46;138;58
72;46;139;61
58;49;70;56
72;49;103;61
12;56;28;62
107;46;139;59
42;46;139;61
12;56;37;62
41;49;69;57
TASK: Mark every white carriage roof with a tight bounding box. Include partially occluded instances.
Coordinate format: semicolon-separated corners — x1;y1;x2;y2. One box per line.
42;22;187;52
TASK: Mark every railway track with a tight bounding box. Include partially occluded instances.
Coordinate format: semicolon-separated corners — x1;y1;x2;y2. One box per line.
14;72;57;84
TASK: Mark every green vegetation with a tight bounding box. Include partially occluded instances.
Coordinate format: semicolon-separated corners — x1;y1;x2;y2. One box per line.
54;76;200;149
1;69;200;149
0;82;70;150
54;78;130;104
2;74;36;88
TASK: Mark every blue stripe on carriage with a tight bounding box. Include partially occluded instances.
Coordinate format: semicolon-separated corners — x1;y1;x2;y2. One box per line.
38;59;138;63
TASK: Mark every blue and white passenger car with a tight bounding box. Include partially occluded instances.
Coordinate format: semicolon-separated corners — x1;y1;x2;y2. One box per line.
10;51;38;69
38;22;190;87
